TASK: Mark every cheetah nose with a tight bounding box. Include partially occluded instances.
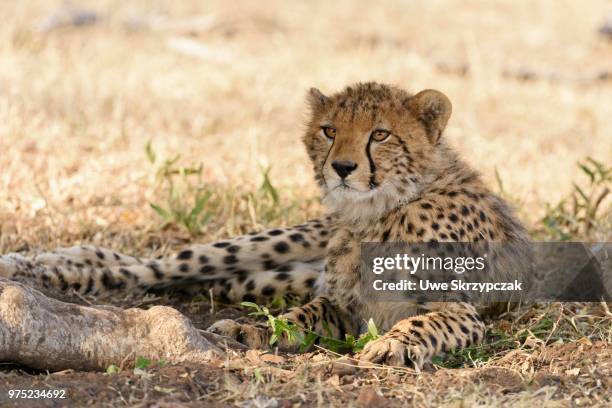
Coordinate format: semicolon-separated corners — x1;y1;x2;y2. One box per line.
331;160;358;179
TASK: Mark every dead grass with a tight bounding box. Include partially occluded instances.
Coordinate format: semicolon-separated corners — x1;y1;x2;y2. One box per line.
0;0;611;406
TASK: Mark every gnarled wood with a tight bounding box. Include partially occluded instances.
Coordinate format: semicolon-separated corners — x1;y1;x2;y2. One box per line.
0;275;223;371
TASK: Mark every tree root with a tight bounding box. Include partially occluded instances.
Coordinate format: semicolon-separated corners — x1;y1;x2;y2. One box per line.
0;275;223;372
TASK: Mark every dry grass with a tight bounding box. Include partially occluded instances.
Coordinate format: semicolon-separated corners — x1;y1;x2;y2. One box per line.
1;0;611;252
0;0;611;406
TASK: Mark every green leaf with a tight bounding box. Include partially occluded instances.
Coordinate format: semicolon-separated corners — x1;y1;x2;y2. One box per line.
145;140;156;164
241;301;261;310
150;203;171;220
106;364;120;375
494;167;505;195
259;167;279;204
135;356;151;370
578;163;595;183
573;183;589;203
367;318;379;338
300;332;319;352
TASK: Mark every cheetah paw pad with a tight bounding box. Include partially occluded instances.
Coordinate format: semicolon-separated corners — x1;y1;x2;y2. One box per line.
358;337;425;371
207;319;269;349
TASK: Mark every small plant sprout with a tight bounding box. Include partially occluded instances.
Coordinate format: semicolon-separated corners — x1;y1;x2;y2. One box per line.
135;356;152;370
106;364;120;375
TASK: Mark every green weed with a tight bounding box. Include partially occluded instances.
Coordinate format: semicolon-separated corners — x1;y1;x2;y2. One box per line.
145;142;318;236
240;301;379;353
539;157;610;240
146;141;213;235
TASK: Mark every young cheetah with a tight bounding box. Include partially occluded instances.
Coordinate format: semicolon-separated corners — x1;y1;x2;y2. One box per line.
0;82;528;369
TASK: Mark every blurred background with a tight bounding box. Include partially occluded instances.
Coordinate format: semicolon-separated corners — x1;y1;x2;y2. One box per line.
0;0;610;252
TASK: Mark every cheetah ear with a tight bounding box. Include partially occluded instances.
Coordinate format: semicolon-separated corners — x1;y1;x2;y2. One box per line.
406;89;452;143
307;87;329;111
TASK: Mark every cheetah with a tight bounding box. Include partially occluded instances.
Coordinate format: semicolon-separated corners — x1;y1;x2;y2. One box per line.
0;82;528;370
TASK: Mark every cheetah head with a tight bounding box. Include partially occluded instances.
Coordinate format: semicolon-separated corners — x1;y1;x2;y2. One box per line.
303;82;452;222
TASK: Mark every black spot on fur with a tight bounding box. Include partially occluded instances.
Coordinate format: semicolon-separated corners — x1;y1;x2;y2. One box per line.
245;280;256;291
409;329;423;339
420;202;432;209
461;206;470;216
213;242;230;248
147;262;164;279
177;250;193;260
304;278;316;288
242;294;256;302
199;255;209;264
263;260;278;270
412;319;424;328
275;272;291;281
262;285;275;296
251;236;269;242
223;255;239;265
96;251;105;260
289;233;305;243
429;334;438;348
101;270;124;290
226;245;241;254
268;229;283;236
273;242;290;254
200;265;216;274
84;277;94;294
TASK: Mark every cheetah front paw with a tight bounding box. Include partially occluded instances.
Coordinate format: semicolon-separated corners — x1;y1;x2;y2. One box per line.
207;319;271;349
357;335;426;371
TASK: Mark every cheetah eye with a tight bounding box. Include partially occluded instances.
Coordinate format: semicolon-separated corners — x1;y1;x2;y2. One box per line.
321;126;336;140
371;129;391;142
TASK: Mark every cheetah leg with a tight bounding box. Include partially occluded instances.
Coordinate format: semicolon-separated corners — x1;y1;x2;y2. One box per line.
208;296;357;350
357;303;485;371
2;218;333;296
